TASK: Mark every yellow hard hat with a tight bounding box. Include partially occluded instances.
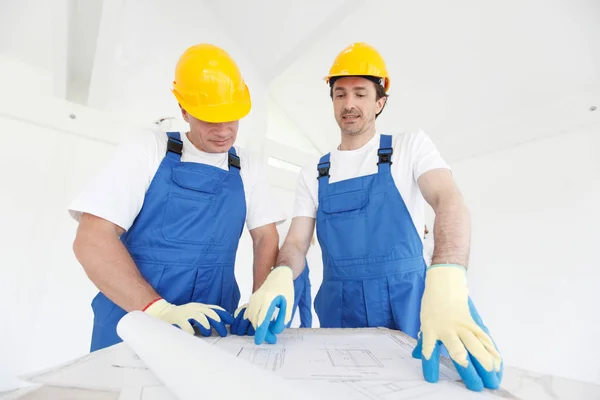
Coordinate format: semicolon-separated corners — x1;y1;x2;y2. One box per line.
172;44;251;123
324;42;390;92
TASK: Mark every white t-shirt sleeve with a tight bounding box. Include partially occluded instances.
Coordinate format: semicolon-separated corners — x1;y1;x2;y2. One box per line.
244;155;287;230
68;129;160;231
410;129;451;181
292;164;318;219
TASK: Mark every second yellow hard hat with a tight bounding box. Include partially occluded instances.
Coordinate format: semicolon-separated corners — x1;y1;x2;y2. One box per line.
324;42;390;92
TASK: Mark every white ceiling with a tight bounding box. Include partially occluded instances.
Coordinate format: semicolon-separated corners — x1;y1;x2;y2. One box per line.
1;0;599;163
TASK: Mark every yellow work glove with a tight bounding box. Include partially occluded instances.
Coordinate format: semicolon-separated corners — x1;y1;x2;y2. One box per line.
412;264;503;392
144;298;234;337
246;266;294;345
230;303;256;336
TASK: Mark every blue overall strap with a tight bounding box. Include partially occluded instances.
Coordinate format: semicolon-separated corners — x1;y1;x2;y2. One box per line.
227;147;241;175
377;134;393;174
317;153;331;198
166;132;183;161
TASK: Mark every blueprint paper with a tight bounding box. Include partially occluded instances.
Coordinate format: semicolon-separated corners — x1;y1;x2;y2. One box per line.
202;328;460;381
16;314;519;399
21;343;161;391
115;311;330;400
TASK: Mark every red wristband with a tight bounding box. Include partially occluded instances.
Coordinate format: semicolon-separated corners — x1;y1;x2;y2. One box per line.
142;297;163;311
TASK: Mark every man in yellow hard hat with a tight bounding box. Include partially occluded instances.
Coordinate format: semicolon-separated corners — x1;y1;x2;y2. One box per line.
69;44;285;351
245;42;503;392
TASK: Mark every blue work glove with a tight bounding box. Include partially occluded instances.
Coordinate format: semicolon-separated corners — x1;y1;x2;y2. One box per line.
230;303;255;336
246;266;294;345
412;265;503;392
144;298;234;337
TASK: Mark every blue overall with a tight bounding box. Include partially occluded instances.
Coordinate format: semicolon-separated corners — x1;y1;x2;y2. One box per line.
313;134;425;339
291;262;312;328
89;132;246;351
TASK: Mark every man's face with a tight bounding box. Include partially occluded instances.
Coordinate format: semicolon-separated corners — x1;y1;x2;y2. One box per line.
181;109;239;153
332;76;386;136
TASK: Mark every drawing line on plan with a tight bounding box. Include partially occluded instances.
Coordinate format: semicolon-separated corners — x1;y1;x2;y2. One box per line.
327;349;383;368
237;347;286;372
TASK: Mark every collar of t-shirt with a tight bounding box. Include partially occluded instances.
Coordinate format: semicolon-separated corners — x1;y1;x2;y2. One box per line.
180;131;231;169
332;133;380;160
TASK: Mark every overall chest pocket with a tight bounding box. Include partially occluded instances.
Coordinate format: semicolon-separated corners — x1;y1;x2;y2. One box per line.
162;167;224;244
319;190;369;260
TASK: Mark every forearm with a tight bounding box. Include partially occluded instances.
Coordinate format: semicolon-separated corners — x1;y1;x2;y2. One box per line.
276;240;308;279
252;232;279;292
431;193;471;268
73;228;159;312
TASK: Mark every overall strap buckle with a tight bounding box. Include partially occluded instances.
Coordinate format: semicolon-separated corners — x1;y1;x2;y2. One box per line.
317;161;331;179
167;137;183;155
377;147;393;165
228;153;241;170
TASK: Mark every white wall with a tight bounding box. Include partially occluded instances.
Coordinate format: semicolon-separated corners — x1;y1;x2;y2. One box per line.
0;107;113;387
0;94;274;390
450;123;600;385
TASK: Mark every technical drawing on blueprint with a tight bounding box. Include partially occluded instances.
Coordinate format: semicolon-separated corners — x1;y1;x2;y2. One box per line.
200;328;517;399
9;327;518;400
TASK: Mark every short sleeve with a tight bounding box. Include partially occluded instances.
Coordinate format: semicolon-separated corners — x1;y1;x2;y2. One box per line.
291;166;318;219
68;129;161;231
245;157;287;231
411;129;451;181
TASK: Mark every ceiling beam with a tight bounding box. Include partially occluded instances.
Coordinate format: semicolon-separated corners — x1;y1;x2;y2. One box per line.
65;0;105;105
264;0;366;83
50;0;71;100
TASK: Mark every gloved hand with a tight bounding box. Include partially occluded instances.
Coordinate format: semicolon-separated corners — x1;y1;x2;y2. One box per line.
144;298;234;337
246;266;294;345
412;264;503;392
230;303;255;336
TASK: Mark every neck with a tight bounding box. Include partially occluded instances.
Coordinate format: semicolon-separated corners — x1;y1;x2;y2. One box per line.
186;131;205;153
338;127;376;151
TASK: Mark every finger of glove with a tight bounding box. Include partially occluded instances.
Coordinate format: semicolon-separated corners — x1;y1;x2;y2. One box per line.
231;310;242;334
185;311;210;330
189;317;212;336
284;293;293;325
412;332;423;359
439;331;469;368
235;313;251;336
246;296;269;329
207;317;228;337
468;298;503;368
270;295;288;335
234;304;247;318
264;327;278;344
253;300;279;345
200;307;221;323
174;320;196;335
459;328;495;372
207;304;227;312
421;330;439;360
471;352;502;390
247;324;255;337
471;325;503;371
214;308;234;326
421;339;441;383
452;353;484;392
256;296;280;331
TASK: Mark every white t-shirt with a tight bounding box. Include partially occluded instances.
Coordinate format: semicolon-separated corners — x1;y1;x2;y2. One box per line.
69;128;286;232
423;231;435;266
292;129;450;241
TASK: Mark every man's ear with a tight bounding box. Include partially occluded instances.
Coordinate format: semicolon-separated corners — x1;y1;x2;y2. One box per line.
179;104;190;123
376;96;387;114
